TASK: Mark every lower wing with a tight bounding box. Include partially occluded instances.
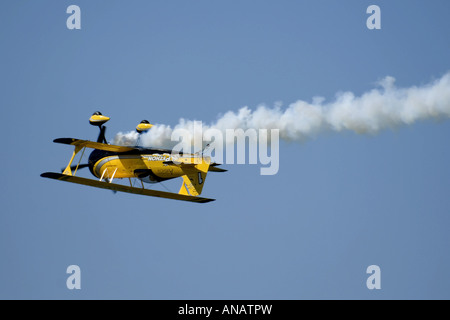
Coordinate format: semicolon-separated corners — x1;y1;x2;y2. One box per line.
41;172;215;204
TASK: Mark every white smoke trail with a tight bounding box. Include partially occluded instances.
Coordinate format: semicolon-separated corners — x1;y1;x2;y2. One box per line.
113;72;450;148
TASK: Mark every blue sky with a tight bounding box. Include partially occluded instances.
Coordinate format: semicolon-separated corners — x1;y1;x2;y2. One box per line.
1;0;450;299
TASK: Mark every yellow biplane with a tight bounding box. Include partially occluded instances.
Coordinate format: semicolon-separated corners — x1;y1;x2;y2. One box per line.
41;112;226;203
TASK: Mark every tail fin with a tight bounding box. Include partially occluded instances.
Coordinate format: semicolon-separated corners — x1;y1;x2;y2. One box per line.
178;157;210;196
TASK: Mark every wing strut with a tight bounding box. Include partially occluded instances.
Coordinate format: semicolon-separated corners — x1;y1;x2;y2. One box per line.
63;145;86;176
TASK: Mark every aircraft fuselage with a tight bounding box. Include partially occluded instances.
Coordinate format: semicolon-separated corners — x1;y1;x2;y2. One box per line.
88;148;184;183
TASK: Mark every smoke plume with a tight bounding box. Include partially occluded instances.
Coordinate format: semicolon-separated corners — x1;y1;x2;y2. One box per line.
113;73;450;148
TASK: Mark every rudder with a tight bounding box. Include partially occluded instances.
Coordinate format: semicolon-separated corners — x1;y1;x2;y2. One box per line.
178;158;210;196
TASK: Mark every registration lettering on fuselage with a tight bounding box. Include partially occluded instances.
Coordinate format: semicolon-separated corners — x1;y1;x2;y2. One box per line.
143;154;172;161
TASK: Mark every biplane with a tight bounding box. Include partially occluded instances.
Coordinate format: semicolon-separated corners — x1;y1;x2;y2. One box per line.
40;112;226;203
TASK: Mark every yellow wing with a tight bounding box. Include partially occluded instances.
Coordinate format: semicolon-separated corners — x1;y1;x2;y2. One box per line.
54;138;135;153
41;172;215;203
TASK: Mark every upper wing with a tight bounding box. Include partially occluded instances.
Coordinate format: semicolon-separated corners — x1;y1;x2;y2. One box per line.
54;138;135;153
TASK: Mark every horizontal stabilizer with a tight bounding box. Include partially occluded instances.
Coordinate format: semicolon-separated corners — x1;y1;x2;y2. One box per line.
208;166;227;172
41;172;215;203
